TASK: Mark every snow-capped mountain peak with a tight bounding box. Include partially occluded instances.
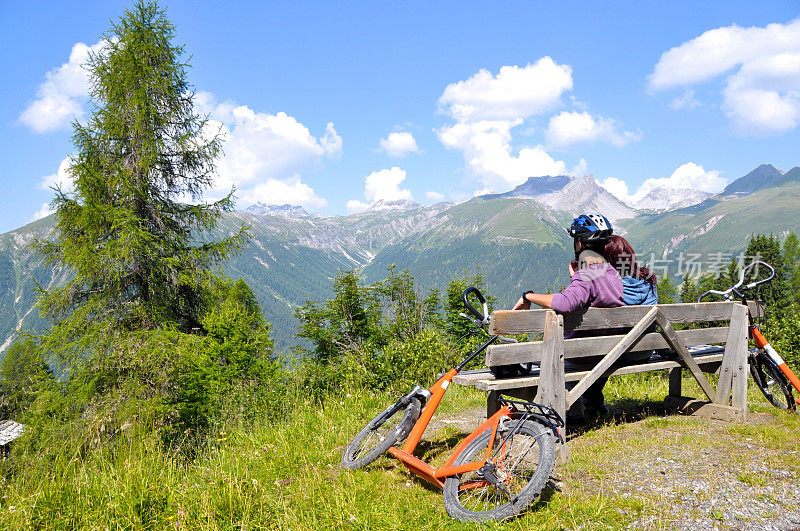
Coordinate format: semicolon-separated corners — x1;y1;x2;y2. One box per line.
367;199;421;212
633;188;713;211
245;203;309;217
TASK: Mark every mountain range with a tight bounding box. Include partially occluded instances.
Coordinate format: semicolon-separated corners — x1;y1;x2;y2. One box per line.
1;163;799;355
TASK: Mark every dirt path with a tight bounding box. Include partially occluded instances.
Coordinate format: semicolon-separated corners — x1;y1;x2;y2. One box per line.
427;405;800;530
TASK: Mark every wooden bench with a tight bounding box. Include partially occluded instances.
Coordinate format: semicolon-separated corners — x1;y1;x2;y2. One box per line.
452;301;756;461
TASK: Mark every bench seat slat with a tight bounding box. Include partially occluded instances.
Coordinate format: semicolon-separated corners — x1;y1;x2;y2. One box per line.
454;352;724;391
489;302;734;335
486;327;729;366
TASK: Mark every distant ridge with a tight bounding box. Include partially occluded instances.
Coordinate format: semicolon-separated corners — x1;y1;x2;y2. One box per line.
501;175;571;197
720;164;785;196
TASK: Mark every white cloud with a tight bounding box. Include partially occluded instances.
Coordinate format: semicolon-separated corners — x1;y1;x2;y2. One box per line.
32;203;55;221
598;177;632;203
438;119;569;192
346;200;370;214
722;53;800;133
599;162;726;205
34;90;337;213
364;167;413;203
649;18;800;135
347;167;413;212
19;40;107;133
380;131;419;157
243;176;327;210
195;92;339;210
425;191;445;202
438;58;573;121
546;111;641;148
669;88;701;110
436;59;630;194
39;156;74;193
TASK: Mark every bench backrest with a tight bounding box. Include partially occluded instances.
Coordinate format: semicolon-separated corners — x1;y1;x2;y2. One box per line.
485;302;744;367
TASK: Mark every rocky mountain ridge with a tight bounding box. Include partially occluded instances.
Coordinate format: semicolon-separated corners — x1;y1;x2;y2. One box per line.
2;164;799;354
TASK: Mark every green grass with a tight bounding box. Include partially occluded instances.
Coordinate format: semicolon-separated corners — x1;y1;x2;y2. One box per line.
1;374;798;529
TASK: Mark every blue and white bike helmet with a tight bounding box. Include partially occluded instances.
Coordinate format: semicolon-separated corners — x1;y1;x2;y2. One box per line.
568;213;613;242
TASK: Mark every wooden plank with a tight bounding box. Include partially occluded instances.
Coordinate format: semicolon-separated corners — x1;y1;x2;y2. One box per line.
486;327;729;367
534;312;566;424
489;309;549;335
453;369;494;387
746;300;766;321
664;396;747;422
489;302;734;335
567;307;659;407
715;304;749;405
654;309;716;401
458;353;725;391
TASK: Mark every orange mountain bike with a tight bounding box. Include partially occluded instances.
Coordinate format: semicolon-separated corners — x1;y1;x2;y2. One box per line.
342;287;561;522
699;260;799;411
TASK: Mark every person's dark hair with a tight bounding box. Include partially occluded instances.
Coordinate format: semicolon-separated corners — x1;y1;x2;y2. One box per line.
604;235;656;285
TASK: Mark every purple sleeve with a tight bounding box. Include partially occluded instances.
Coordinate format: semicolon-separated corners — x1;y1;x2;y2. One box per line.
551;275;593;314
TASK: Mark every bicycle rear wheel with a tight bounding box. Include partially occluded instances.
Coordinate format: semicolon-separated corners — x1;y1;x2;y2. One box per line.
341;398;421;470
442;420;555;522
750;351;796;411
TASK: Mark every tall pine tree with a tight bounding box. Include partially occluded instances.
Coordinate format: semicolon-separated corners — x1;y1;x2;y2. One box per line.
745;234;789;312
35;1;246;358
783;232;800;306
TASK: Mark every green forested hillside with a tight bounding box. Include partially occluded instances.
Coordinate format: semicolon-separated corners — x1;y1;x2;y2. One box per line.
0;218;70;354
363;197;573;305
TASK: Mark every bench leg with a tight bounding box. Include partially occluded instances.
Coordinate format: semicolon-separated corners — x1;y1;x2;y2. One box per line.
487;390;500;418
535;312;569;463
668;367;682;398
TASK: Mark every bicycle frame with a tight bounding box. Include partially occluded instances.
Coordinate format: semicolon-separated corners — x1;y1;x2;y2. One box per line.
387;367;517;488
750;318;800;404
381;287;563;489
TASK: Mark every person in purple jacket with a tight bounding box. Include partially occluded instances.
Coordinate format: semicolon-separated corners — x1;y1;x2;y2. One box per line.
512;213;623;421
512;213;622;312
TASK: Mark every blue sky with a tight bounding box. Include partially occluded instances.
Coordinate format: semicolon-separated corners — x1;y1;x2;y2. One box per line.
1;1;799;233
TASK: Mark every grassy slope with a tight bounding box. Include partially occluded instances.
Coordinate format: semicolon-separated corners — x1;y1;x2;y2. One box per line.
2;376;797;529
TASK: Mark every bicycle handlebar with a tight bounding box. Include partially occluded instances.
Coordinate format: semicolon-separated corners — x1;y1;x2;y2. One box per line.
462;287;489;325
697;260;776;302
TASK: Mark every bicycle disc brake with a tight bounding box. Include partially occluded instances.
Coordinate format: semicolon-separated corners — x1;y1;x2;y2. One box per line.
477;461;516;503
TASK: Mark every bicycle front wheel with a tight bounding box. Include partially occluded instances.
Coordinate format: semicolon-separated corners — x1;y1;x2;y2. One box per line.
443;420;556;522
341;398;421;470
750;351;796;411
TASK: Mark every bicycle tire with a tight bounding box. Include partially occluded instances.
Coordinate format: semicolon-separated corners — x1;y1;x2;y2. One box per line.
341;398;421;470
750;351;796;411
442;420;555;522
